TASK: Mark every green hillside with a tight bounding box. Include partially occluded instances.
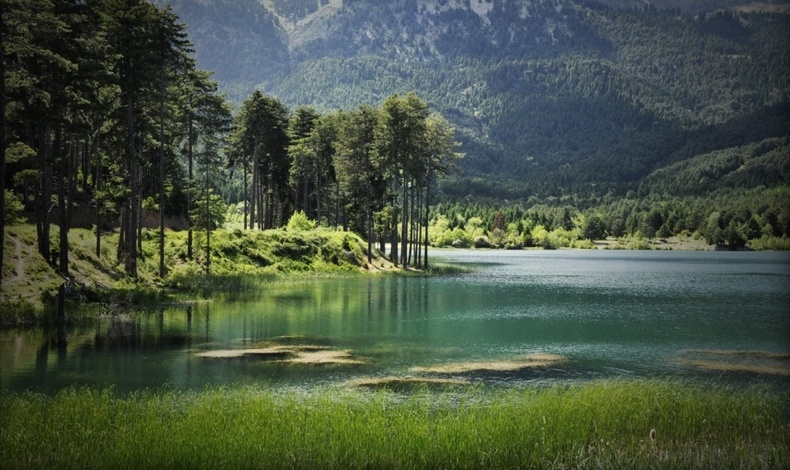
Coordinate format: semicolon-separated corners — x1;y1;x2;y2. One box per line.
165;0;790;199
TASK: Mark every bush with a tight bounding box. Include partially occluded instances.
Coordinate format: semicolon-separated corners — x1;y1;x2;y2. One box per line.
474;236;493;248
286;211;315;231
3;190;24;225
450;227;473;248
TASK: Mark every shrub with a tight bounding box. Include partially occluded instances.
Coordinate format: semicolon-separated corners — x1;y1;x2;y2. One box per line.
3;190;25;225
474;236;493;248
286;211;315;231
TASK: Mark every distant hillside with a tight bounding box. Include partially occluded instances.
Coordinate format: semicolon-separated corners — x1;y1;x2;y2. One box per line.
162;0;790;200
640;136;790;196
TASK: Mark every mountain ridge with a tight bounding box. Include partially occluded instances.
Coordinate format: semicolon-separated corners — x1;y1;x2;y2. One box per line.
161;0;790;200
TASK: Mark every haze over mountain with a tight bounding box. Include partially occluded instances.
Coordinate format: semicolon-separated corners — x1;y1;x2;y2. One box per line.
161;0;790;200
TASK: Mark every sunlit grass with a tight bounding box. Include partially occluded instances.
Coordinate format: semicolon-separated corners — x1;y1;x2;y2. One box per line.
1;379;787;469
2;223;401;320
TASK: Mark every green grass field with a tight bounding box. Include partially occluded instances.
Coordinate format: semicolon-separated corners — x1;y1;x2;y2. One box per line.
1;379;787;469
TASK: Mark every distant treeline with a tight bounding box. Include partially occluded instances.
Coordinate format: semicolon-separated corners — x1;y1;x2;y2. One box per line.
429;137;790;249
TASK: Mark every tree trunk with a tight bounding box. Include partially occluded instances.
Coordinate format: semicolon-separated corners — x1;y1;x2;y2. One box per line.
390;176;398;267
250;143;258;229
205;179;211;275
158;70;166;279
424;172;431;270
335;181;340;229
95;152;103;258
304;175;309;217
264;168;273;229
400;177;408;269
118;206;126;264
366;187;372;264
37;130;53;263
242;162;248;230
0;9;6;291
414;186;422;269
57;128;69;276
315;171;322;225
187;113;194;258
123;70;138;277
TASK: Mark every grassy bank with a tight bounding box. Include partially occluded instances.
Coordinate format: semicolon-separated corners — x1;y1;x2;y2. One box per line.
1;223;398;322
1;379;787;469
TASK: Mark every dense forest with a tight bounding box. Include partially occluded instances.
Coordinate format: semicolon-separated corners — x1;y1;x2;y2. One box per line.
0;0;461;295
162;0;789;195
1;0;789;296
161;0;789;245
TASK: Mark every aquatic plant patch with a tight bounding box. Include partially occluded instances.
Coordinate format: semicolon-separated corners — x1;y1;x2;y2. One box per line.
346;376;470;391
195;344;365;365
410;353;567;374
678;349;790;376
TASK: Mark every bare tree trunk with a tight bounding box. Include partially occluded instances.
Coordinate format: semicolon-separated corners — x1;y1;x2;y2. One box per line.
409;182;417;267
136;182;142;255
124;79;138;277
264;168;273;229
366;187;372;264
158;72;166;278
250;145;258;230
335;181;340;229
0;8;6;291
315;171;322;225
205;178;211;275
95;150;103;257
424;168;431;270
118;206;126;264
390;176;398;267
242;163;248;230
37;130;53;263
57;128;69;276
302;174;309;216
400;177;408;269
187;109;194;258
414;186;422;269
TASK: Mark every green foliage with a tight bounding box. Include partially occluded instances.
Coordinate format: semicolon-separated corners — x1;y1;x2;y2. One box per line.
429;182;790;249
3;191;24;225
286;210;316;231
190;191;227;231
167;227;377;290
1;380;787;468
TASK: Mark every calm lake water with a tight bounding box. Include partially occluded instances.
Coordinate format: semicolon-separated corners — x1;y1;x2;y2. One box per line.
2;250;789;394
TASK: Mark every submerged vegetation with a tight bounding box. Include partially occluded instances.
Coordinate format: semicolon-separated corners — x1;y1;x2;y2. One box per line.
1;380;787;469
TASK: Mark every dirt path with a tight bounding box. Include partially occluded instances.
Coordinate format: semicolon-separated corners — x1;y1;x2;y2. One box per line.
5;235;27;284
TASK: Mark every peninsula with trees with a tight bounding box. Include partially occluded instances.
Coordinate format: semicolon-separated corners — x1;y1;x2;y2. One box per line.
2;0;789;314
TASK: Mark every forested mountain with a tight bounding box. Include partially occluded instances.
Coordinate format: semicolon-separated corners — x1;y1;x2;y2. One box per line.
162;0;790;200
1;0;789;304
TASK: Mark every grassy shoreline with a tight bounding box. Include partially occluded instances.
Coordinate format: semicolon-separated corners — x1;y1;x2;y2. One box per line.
1;224;404;323
0;222;783;324
1;379;787;469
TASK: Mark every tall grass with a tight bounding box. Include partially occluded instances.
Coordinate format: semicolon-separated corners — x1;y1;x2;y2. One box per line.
1;379;787;469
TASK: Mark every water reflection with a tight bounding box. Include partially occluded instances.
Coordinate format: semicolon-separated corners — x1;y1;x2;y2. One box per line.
2;250;789;393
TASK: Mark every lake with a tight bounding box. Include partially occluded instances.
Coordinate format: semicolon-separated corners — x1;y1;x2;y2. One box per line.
2;250;789;394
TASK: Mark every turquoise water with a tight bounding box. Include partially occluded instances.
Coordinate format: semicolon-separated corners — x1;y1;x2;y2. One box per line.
2;250;789;393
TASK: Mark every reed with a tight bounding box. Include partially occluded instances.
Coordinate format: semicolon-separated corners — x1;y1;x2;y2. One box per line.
1;379;787;469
